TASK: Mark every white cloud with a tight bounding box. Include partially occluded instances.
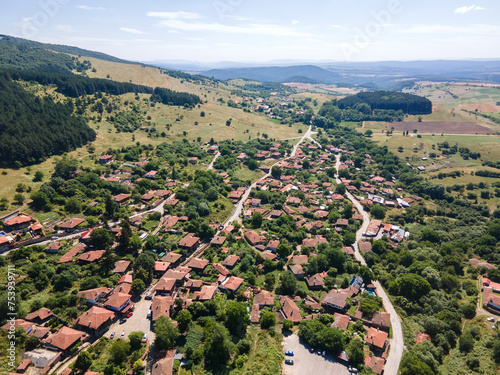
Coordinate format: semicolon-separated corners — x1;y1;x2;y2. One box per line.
292;20;299;25
75;5;105;11
330;24;343;29
454;5;485;14
154;19;314;38
119;27;144;35
55;24;72;32
398;24;500;35
146;11;200;20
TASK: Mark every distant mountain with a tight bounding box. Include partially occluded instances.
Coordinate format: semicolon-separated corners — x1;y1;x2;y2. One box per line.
203;65;342;84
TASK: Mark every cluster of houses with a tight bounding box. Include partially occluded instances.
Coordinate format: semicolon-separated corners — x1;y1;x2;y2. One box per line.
0;211;45;251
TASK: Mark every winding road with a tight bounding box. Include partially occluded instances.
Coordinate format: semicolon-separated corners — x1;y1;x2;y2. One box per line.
334;154;404;375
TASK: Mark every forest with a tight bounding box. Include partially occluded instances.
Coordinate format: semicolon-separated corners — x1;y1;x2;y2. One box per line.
0;76;96;167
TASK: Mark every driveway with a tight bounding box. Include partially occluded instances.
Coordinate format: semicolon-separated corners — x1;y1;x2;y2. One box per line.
282;333;349;375
105;293;155;341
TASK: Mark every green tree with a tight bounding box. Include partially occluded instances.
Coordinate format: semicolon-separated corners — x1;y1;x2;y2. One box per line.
276;243;291;258
154;315;178;350
89;228;113;249
260;311;276;329
14;193;25;205
133;360;144;372
279;271;297;295
74;351;92;373
342;202;353;219
175;310;192;333
119;218;132;251
33;170;44;182
346;337;364;368
282;319;294;331
252;212;263;228
459;332;474;352
65;197;82;214
370;204;385;220
109;339;131;364
128;331;144;351
271;166;282;179
204;322;234;368
225;301;249;336
130;279;145;295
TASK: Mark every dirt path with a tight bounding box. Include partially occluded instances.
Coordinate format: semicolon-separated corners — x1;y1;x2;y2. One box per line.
334;154;404;375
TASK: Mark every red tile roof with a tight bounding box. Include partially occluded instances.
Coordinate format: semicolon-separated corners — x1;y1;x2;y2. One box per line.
280;296;302;323
25;308;55;322
331;313;350;330
42;326;86;351
186;257;209;270
365;327;388;349
75;306;115;330
59;218;85;229
222;255;239;267
221;276;244;292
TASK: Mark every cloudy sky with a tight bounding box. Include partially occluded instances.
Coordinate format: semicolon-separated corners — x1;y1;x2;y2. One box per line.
1;0;499;63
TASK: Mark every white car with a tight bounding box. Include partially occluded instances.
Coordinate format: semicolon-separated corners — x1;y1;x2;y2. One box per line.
120;331;125;339
487;317;495;322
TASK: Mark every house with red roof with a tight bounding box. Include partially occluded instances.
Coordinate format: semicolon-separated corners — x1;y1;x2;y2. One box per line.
42;326;87;353
75;306;115;333
220;276;244;293
280;296;302;323
365;327;388;351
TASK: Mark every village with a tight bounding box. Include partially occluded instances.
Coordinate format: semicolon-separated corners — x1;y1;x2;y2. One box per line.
0;126;432;375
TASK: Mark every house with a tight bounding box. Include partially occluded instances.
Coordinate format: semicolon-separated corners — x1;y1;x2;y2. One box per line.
155;277;176;296
365;327;388;351
164;267;191;285
331;313;350;330
57;243;87;264
222;255;240;268
289;264;305;280
17;359;31;373
289;254;308;264
244;231;266;246
161;251;183;265
4;214;34;231
185;279;203;290
335;218;349;227
305;274;324;290
228;190;244;201
220;276;244;293
371;311;391;331
45;241;63;253
280;296;302;323
210;236;226;247
59;218;85;232
25;308;56;324
155;261;171;277
1;319;34;334
151;296;174;322
322;289;349;312
212;263;230;277
193;285;218;301
75;306;115;333
0;235;14;251
77;287;113;304
145;170;158;179
104;292;132;312
42;326;87;352
77;250;106;263
112;193;131;205
253;291;274;308
152;349;176;375
186;257;209;272
267;240;280;252
365;356;385;375
98;154;112;164
178;234;200;251
261;251;278;261
188;157;198;164
112;260;131;274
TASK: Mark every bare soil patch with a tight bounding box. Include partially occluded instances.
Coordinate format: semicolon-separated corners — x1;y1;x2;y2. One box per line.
387;121;491;134
458;104;500;113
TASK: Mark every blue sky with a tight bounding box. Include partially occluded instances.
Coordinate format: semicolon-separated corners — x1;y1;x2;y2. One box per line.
1;0;499;63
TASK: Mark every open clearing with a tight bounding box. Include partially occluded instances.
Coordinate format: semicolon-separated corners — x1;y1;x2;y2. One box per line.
387;121;492;134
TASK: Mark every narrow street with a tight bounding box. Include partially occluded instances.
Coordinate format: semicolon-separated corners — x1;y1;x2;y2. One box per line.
334;154;403;375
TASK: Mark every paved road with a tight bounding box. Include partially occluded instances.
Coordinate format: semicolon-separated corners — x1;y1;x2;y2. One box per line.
282;333;349;375
334;154;403;375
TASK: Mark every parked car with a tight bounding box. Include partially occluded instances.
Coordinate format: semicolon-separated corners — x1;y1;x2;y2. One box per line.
142;334;147;342
317;349;322;355
145;295;153;300
285;359;294;365
51;236;59;240
309;348;315;353
120;331;125;339
284;351;294;356
147;310;152;319
119;318;127;324
110;332;115;339
322;351;326;356
126;312;133;318
219;224;224;230
487;317;495;322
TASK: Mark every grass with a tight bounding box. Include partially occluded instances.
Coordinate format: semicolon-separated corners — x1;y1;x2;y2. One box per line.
440;316;498;375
